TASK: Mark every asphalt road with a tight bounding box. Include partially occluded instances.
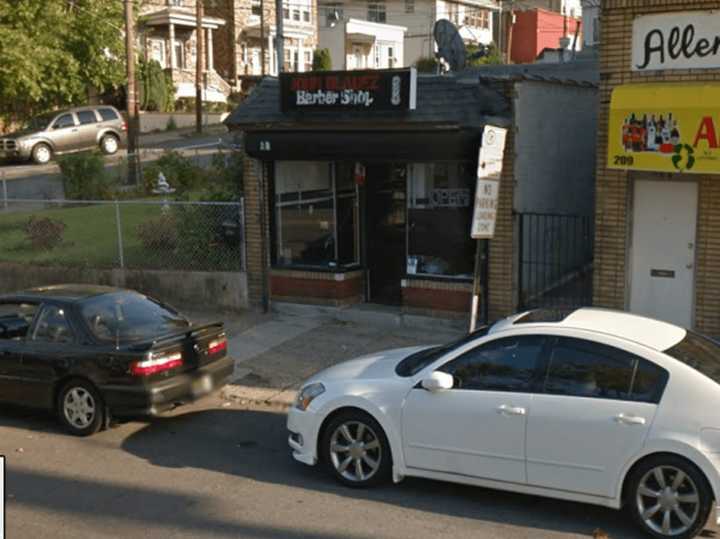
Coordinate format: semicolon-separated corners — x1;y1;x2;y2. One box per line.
0;394;687;539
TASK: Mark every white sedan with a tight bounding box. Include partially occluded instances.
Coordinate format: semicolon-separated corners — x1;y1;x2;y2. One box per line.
287;308;720;539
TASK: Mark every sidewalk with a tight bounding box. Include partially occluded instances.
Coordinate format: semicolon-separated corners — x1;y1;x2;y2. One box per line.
192;305;465;408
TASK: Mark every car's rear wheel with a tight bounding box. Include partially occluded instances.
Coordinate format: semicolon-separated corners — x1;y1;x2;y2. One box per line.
31;143;52;164
57;379;105;436
627;455;712;539
320;410;392;488
100;134;119;155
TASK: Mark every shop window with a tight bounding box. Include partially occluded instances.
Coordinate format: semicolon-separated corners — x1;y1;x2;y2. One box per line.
274;162;359;269
407;163;475;279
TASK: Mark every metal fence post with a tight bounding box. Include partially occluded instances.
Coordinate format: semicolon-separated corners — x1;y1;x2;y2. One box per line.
115;201;125;269
1;171;7;210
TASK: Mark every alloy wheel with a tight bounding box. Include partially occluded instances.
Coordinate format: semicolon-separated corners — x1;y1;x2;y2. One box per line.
34;145;51;164
63;387;96;430
102;136;118;154
329;421;382;482
636;465;700;536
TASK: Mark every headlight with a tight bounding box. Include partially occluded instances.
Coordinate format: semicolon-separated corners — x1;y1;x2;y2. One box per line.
295;383;325;411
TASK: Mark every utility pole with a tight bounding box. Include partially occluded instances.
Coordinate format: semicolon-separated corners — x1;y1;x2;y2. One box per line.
124;0;139;185
196;0;205;134
275;0;285;74
260;0;266;75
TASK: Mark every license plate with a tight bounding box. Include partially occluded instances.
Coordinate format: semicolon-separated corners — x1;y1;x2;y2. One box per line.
191;374;213;397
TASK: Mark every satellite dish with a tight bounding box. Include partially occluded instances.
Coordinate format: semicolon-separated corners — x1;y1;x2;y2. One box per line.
433;19;466;72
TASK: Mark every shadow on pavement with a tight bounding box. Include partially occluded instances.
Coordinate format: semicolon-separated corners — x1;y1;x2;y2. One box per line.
119;407;651;539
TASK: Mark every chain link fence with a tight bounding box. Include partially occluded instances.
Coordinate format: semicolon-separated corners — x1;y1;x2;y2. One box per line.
0;198;245;272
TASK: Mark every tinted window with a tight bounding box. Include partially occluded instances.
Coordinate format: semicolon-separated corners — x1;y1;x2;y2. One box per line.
0;303;36;339
545;337;650;401
665;331;720;383
97;108;119;122
80;292;189;343
395;326;490;377
53;114;75;129
32;305;74;344
631;360;669;403
439;336;546;392
76;110;98;125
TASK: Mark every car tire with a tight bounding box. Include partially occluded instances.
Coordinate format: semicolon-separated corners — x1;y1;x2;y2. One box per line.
626;455;713;539
31;143;52;165
320;410;392;488
99;134;119;155
57;379;105;437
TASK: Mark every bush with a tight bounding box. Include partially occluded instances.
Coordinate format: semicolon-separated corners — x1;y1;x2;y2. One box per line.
136;214;178;250
139;59;175;112
199;151;244;202
312;48;332;71
415;56;439;73
25;216;65;250
467;43;503;66
58;152;114;200
165;116;177;131
142;150;203;194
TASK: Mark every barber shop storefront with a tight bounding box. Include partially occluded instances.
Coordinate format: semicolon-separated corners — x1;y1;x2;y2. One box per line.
594;1;720;334
227;68;511;316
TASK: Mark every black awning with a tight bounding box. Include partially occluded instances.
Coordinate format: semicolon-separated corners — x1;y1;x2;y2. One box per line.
244;129;482;161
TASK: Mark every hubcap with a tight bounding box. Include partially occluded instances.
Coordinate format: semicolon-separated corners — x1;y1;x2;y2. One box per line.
63;387;96;429
103;136;118;153
35;146;50;163
637;465;700;536
329;421;382;482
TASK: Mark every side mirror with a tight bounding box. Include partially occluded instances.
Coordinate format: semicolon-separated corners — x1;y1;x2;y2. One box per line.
421;371;454;392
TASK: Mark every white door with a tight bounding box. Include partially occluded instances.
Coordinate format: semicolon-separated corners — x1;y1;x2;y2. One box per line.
526;336;660;498
402;335;546;483
630;180;697;327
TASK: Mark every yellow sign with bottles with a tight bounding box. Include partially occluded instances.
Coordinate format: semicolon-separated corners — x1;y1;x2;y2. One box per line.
608;83;720;174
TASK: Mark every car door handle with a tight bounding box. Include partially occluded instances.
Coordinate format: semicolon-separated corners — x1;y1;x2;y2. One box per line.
615;413;646;426
497;404;526;416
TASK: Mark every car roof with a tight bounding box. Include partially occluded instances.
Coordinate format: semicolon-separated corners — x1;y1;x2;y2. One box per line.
0;284;127;303
492;307;687;352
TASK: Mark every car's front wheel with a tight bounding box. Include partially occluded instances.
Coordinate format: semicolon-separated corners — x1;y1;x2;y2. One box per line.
627;455;712;539
99;134;119;155
320;410;392;488
31;143;52;165
57;379;105;436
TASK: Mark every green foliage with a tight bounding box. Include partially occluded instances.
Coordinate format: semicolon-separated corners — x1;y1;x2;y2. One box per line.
24;216;66;250
199;151;244;202
136;214;178;250
139;59;175;112
415;56;439;73
142;150;204;194
58;152;114;200
0;0;126;123
467;43;503;66
312;49;332;71
173;205;212;261
166;116;178;131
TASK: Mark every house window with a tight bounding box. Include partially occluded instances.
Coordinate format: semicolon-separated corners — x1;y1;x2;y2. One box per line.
284;6;290;19
173;39;185;68
320;2;344;27
404;0;414;13
293;9;301;20
446;2;459;25
407;163;476;278
303;10;310;22
466;9;490;30
387;46;394;67
304;50;312;71
367;0;386;23
149;38;166;67
251;0;262;16
168;0;183;6
274;162;359;268
241;42;248;63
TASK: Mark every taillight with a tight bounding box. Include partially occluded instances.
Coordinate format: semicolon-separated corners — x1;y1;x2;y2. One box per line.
121;122;127;131
208;337;227;355
130;351;183;376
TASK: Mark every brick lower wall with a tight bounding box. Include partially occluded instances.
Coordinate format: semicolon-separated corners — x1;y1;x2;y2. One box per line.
594;0;720;334
270;269;364;306
402;278;472;316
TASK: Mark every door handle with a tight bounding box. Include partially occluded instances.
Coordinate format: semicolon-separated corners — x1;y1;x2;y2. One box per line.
615;413;646;426
497;404;526;416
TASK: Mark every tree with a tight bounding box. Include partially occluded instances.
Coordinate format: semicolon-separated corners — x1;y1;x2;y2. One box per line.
0;0;126;125
139;59;175;112
467;43;503;66
415;57;439;73
312;49;332;71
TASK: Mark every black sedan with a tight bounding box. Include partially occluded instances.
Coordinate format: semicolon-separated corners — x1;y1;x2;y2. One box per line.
0;285;234;436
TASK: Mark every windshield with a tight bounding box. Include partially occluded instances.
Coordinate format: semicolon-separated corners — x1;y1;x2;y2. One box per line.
81;292;190;343
395;326;490;377
664;330;720;383
24;112;55;131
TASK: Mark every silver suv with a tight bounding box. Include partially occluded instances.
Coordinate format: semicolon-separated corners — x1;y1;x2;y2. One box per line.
0;106;127;164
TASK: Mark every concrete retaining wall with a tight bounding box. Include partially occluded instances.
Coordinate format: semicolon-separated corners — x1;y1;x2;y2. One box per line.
0;262;248;312
139;112;230;133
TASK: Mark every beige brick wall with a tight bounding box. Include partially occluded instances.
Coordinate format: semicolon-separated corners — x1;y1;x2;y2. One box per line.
594;0;720;333
242;153;271;310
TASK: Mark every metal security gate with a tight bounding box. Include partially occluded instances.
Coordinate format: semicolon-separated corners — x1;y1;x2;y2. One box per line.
518;212;594;310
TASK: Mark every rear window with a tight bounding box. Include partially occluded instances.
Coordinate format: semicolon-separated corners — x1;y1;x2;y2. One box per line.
80;292;189;343
97;108;119;122
395;326;490;377
665;331;720;383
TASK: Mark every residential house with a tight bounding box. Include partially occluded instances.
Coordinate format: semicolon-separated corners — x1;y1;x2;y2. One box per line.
207;0;318;92
317;0;498;69
510;8;582;64
138;0;231;101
